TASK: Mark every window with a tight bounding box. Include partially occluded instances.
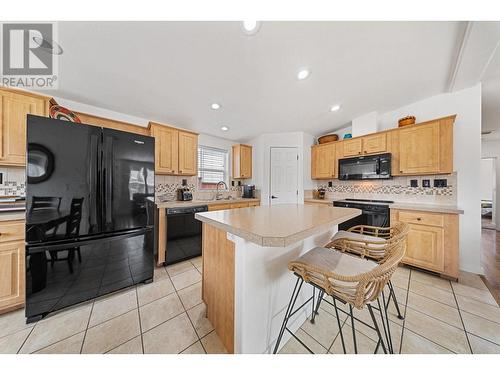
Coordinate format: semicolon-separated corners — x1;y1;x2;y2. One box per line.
198;146;229;189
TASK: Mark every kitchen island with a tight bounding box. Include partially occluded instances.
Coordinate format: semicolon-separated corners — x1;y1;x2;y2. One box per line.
195;204;361;354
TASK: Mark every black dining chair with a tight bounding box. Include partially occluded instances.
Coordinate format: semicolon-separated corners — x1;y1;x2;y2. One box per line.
29;196;62;212
48;198;84;273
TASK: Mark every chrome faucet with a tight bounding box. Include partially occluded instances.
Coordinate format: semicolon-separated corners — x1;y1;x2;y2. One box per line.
215;181;228;200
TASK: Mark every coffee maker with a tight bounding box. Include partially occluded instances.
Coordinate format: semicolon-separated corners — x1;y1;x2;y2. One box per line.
242;185;255;199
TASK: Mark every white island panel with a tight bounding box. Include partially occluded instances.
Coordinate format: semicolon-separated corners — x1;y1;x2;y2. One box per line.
232;227;336;354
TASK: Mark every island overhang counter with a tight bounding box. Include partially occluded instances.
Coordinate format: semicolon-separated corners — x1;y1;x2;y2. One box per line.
195;204;361;354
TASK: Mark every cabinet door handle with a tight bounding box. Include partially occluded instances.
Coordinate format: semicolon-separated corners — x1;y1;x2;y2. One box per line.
179;170;182;173
416;218;422;221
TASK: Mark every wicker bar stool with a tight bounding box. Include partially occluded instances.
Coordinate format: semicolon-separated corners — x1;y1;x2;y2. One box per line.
272;228;407;354
314;222;409;322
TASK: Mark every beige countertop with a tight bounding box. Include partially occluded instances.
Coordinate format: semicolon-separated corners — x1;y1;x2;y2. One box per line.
195;204;361;247
304;198;463;215
304;198;332;205
0;211;25;222
389;202;464;214
155;198;260;209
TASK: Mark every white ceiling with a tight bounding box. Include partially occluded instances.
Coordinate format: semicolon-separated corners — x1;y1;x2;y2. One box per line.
45;21;476;141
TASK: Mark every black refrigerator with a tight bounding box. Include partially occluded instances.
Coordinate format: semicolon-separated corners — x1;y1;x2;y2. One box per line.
25;115;155;323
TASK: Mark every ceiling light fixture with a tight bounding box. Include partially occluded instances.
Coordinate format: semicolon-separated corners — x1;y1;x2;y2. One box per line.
297;69;310;80
330;104;341;112
242;21;260;35
220;126;229;132
211;103;221;110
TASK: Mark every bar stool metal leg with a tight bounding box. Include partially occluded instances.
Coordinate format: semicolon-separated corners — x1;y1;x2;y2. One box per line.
311;289;324;324
273;277;304;354
333;298;347;354
349;305;358;354
387;280;404;320
379;292;394;353
376;297;393;354
310;287;316;323
367;304;388;354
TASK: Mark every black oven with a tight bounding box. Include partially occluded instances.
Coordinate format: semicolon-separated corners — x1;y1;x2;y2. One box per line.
333;199;392;231
338;153;391;180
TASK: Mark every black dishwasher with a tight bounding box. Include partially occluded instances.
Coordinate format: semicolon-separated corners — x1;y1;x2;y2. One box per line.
166;205;208;265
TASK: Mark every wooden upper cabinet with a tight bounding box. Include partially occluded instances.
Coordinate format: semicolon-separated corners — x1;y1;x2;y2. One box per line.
391;116;455;176
398;121;440;174
149;122;198;176
150;123;179;174
362;133;387;155
178;130;198;175
232;144;252;179
311;143;336;179
342;138;363;157
0;88;50;166
342;133;387;158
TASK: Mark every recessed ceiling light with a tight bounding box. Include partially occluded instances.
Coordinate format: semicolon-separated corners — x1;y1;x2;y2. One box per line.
220;126;229;132
211;103;221;110
330;104;341;112
297;69;310;80
242;21;260;35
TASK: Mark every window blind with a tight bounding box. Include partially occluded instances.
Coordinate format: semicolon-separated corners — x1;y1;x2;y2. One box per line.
198;146;228;185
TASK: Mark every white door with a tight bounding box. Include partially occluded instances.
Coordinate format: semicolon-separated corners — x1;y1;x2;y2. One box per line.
270;147;299;205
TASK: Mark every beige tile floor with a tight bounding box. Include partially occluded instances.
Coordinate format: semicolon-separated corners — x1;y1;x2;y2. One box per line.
1;257;499;354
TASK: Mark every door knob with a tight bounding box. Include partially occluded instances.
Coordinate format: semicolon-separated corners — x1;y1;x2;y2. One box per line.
271;195;278;199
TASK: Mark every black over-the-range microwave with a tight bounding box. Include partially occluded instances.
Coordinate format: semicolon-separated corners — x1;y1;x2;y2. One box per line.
338;153;392;180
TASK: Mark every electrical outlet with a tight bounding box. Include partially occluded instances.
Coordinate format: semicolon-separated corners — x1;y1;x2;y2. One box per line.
328;181;333;187
238;181;242;186
410;179;418;187
0;173;3;185
422;179;431;188
434;179;447;188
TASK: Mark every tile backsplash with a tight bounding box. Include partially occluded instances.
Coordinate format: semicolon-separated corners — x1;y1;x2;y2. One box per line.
0;168;245;202
0;167;26;197
154;175;244;202
310;173;457;205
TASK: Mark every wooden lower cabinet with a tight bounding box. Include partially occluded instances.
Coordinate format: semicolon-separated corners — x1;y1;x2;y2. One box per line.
0;220;25;314
391;209;459;279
